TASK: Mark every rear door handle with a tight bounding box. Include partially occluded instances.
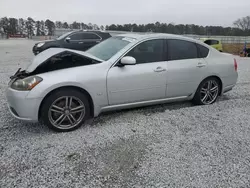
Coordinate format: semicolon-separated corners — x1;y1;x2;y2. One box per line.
154;67;166;72
197;62;206;68
78;41;84;44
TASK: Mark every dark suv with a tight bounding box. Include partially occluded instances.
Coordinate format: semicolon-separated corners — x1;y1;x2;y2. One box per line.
32;30;111;55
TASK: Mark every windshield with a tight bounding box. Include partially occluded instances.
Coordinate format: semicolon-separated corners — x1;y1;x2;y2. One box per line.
57;31;75;40
86;36;134;61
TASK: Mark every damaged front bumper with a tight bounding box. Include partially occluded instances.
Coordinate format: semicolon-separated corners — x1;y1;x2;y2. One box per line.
6;87;41;122
6;69;42;122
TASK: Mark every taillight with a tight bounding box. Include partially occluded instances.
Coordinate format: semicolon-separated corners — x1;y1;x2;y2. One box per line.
234;58;238;71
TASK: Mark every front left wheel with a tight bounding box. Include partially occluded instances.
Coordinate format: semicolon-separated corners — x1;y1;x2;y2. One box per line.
40;89;90;132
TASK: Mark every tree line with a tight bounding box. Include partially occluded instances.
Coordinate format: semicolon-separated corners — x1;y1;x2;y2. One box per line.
107;16;250;36
0;16;250;38
0;17;102;38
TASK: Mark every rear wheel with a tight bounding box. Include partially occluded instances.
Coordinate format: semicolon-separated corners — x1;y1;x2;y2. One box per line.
40;89;90;132
192;77;220;105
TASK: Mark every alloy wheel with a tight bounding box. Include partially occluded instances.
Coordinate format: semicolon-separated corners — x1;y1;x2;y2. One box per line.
48;96;85;129
200;80;219;105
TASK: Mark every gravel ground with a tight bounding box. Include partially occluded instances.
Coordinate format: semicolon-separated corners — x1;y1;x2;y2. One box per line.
1;40;250;188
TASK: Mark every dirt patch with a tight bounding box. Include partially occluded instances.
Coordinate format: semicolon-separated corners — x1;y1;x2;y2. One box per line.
223;43;250;55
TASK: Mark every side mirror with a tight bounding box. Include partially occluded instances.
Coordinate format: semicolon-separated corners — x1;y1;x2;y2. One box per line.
65;37;71;42
120;56;136;66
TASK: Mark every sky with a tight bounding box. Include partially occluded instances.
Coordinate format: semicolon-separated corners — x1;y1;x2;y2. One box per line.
0;0;250;26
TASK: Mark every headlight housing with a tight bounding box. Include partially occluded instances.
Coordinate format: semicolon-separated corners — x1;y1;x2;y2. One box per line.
11;76;43;91
37;42;45;48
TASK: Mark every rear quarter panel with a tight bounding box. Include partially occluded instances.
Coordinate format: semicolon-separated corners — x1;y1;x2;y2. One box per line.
205;50;238;89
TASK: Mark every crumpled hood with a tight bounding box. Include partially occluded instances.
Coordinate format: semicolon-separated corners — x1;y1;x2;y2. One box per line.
26;48;103;72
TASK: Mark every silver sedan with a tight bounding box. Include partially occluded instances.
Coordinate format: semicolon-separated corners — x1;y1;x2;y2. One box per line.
6;33;238;131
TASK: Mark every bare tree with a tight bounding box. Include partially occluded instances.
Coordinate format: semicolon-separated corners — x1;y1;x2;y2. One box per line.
100;25;104;30
55;21;62;29
234;16;250;31
93;24;99;30
62;22;69;29
26;17;35;38
88;23;93;30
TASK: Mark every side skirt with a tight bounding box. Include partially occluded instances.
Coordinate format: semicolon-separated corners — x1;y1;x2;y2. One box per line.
99;96;190;114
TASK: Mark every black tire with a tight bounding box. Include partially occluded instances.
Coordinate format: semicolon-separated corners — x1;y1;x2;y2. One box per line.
192;77;221;105
40;88;90;132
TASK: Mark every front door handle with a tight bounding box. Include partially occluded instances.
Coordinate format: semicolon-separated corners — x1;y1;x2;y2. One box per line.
197;62;206;68
78;41;84;44
154;67;166;72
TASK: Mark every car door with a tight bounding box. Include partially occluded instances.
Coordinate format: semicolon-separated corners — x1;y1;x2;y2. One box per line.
166;39;208;98
63;32;84;50
80;33;102;51
107;39;168;105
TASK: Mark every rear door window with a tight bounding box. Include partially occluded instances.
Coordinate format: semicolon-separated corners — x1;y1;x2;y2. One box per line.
196;44;209;58
82;33;101;40
167;39;198;61
69;33;83;40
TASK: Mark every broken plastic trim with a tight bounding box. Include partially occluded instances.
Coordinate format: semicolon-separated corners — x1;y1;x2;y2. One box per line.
10;68;29;80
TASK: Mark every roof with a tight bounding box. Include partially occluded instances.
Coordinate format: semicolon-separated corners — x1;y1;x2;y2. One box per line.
63;30;111;38
116;33;200;43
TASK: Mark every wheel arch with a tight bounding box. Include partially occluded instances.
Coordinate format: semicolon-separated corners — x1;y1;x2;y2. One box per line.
38;86;94;120
199;75;223;96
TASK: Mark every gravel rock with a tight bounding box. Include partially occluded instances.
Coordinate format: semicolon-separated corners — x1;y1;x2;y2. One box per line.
1;40;250;187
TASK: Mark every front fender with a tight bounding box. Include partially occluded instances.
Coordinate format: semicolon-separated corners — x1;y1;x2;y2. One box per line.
27;81;94;99
26;81;103;117
26;62;110;117
26;76;108;117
